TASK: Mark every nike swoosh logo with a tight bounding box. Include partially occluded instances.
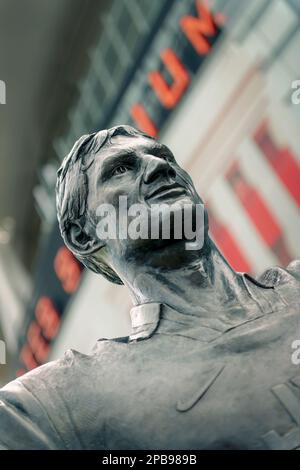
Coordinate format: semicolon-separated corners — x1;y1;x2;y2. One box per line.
176;364;225;412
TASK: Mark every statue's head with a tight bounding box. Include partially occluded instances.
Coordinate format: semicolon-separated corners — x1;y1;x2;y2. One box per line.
56;125;208;285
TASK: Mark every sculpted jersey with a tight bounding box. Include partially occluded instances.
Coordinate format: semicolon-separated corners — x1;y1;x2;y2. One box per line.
0;261;300;450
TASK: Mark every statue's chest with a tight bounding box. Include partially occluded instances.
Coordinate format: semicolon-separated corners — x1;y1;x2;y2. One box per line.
102;311;300;449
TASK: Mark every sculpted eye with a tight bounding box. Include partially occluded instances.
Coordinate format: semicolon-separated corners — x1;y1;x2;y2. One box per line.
112;165;130;176
162;155;174;164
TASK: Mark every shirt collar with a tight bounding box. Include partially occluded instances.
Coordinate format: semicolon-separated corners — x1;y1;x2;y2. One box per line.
129;302;233;343
128;272;286;343
129;303;161;341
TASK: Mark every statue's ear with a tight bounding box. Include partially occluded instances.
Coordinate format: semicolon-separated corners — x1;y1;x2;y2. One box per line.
64;221;104;256
64;222;123;285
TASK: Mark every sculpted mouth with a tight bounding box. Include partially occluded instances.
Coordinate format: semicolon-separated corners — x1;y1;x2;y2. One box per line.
146;183;187;201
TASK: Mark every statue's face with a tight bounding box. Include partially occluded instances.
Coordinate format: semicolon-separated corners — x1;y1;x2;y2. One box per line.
86;134;204;267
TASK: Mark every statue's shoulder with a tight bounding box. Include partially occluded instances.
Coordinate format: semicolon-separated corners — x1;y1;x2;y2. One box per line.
90;335;131;365
21;336;131;388
94;335;130;346
285;259;300;281
5;335;130;396
0;339;131;448
257;259;300;287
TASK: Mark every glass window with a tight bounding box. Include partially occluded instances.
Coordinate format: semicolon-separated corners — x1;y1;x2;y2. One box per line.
104;43;120;75
118;4;140;52
136;0;163;21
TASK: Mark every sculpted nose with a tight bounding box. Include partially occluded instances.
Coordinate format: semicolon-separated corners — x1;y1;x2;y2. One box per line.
143;156;176;184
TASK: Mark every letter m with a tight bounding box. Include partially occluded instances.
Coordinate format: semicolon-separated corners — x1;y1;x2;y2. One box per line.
180;0;217;55
0;80;6;104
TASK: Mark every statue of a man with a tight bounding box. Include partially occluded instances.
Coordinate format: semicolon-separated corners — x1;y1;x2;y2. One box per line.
0;125;300;450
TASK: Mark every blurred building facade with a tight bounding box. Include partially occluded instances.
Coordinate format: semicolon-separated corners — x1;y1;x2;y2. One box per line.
1;0;300;381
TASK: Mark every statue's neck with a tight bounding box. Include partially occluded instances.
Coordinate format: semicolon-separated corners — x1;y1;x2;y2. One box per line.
118;240;251;317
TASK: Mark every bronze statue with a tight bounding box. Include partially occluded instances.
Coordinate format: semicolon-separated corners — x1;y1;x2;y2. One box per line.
0;125;300;450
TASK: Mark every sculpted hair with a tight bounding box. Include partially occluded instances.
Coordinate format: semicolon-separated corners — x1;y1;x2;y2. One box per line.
56;125;154;285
